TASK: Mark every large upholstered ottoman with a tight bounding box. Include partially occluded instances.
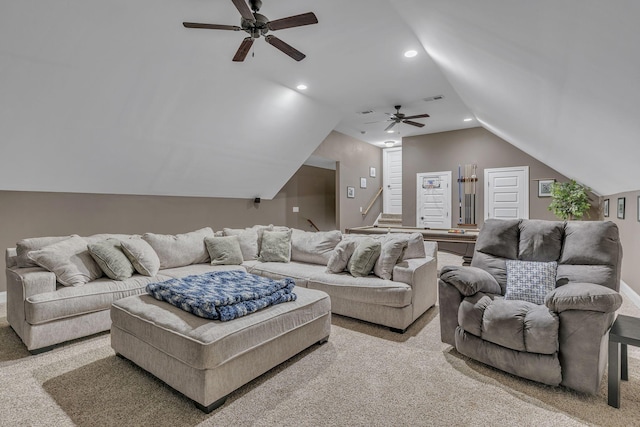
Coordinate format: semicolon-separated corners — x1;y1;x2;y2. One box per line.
110;287;331;412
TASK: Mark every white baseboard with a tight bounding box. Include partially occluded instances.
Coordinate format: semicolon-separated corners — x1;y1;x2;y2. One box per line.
621;280;640;309
0;291;5;304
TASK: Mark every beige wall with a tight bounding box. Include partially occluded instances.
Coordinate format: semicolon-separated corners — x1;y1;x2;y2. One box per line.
602;190;640;295
312;131;383;231
402;127;599;227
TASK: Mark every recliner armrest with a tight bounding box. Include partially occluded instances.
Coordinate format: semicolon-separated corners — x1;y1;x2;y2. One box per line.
545;282;622;313
440;266;501;296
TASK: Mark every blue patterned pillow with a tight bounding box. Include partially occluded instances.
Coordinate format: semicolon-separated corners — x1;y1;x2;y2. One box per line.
505;260;557;305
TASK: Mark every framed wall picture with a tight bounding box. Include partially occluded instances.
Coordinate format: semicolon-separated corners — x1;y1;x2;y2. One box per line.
617;197;625;219
637;196;640;222
369;167;376;178
538;179;555;197
360;177;367;188
347;186;355;198
603;198;609;218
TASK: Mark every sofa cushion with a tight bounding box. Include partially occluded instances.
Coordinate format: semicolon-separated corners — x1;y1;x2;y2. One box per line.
348;238;381;277
120;237;161;276
518;220;564;262
24;274;171;325
290;229;342;265
27;235;103;286
16;235;72;268
88;238;135;280
223;228;260;260
160;264;246;279
247;261;326;288
258;229;292;263
373;237;407;280
143;227;213;269
459;297;559;355
204;236;244;266
308;271;412;307
326;240;358;274
505;260;557;305
475;219;520;259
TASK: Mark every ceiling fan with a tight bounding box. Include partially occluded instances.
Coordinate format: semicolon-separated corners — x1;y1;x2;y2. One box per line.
382;105;430;132
183;0;318;62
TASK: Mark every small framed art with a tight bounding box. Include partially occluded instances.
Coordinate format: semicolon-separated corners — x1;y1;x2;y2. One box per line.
637;196;640;222
603;198;609;218
347;186;355;198
617;197;625;219
360;177;367;189
369;167;376;178
538;179;554;197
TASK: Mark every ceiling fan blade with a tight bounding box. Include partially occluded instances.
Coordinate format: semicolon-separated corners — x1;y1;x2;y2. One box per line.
403;120;425;128
268;12;318;31
384;122;397;132
402;113;430;120
233;37;254;62
183;22;242;31
231;0;255;23
264;35;305;61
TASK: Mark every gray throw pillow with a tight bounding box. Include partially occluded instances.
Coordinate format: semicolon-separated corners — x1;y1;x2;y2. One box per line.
120;237;160;276
223;228;260;260
326;240;358;273
204;236;244;265
258;229;292;263
88;238;135;280
374;238;407;280
142;227;213;269
27;235;103;286
505;260;557;305
348;238;382;277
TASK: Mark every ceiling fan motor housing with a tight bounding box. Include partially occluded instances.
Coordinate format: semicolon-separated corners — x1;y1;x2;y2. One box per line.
241;13;269;37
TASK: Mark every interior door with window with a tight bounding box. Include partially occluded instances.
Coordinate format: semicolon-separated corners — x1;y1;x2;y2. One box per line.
416;171;452;229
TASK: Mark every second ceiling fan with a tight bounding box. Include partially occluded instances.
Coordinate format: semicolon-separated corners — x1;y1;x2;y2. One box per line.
383;105;430;132
183;0;318;62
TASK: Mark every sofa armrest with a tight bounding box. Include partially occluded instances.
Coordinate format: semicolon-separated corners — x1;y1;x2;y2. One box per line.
6;267;57;299
423;241;438;259
394;256;438;324
545;283;622;313
393;256;434;287
440;266;501;297
6;248;17;268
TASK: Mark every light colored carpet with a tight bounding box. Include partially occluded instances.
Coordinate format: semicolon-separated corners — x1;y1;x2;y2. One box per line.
2;263;640;426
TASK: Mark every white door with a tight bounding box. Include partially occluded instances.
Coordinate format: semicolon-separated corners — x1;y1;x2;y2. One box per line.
416;171;452;229
484;166;529;220
383;148;402;214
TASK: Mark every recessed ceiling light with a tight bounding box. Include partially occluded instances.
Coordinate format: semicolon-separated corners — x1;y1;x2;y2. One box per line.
464;118;473;122
385;141;395;147
386;129;395;134
404;50;418;58
296;84;307;90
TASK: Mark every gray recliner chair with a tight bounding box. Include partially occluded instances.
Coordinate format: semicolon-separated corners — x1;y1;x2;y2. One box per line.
439;219;623;394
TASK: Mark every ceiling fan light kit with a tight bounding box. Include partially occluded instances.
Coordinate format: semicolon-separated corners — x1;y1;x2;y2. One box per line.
183;0;318;62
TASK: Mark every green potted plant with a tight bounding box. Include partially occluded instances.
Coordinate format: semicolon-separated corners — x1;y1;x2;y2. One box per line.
548;179;591;220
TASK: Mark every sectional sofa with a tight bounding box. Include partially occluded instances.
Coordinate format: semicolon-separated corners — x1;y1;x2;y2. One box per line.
6;226;438;353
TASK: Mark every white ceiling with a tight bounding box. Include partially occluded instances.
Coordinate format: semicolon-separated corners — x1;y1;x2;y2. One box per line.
0;0;638;198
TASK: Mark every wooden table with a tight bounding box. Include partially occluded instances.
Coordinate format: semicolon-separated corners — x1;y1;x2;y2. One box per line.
346;226;479;266
608;314;640;408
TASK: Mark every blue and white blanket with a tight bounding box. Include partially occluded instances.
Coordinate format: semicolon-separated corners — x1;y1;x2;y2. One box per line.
146;270;297;322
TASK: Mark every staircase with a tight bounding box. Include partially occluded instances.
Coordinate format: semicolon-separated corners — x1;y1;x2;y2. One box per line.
375;213;403;228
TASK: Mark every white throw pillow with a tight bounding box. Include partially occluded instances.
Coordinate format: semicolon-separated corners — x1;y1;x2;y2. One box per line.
121;237;161;276
291;229;342;265
223;228;261;260
143;227;213;269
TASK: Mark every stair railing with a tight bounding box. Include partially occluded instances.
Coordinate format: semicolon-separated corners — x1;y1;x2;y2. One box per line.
362;187;383;217
307;218;320;232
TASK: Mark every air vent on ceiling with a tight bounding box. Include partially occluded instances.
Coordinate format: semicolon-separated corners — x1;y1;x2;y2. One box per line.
423;95;444;102
358;110;375;115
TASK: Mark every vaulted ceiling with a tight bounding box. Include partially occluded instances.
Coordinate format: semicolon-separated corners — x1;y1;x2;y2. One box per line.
1;1;637;198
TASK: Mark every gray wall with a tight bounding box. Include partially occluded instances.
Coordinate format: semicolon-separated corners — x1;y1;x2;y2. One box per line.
402;127;599;228
313;131;383;231
602;190;640;295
